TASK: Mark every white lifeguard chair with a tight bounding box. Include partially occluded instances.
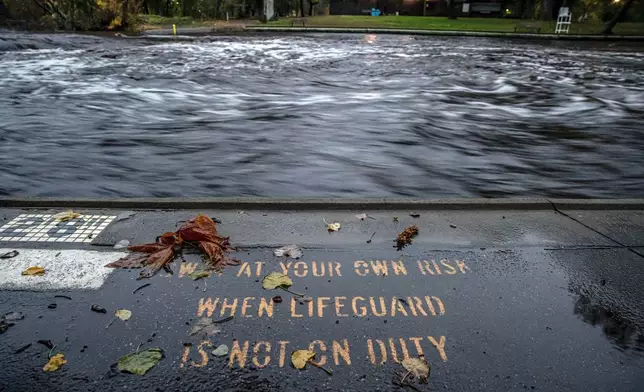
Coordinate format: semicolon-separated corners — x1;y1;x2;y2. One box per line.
555;7;572;34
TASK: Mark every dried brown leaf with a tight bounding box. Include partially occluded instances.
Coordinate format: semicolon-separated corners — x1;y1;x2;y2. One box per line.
22;266;46;276
395;225;419;250
53;210;81;222
188;318;221;336
105;253;148;269
401;357;430;383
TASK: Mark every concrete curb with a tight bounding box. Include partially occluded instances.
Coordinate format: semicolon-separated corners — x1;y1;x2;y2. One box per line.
138;26;644;41
1;197;643;210
244;27;644;41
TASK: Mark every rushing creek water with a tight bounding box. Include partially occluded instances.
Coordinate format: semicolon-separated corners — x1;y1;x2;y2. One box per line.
0;32;643;198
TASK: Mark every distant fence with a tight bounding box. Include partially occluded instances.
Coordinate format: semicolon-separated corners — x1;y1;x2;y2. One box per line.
329;0;503;17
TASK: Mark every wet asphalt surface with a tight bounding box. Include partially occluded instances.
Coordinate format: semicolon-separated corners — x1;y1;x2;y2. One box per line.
1;208;644;391
1;32;644;198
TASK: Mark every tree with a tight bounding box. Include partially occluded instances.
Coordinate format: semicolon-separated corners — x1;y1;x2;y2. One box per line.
446;0;457;19
602;0;636;33
0;0;8;19
307;0;318;16
122;0;129;26
540;0;554;19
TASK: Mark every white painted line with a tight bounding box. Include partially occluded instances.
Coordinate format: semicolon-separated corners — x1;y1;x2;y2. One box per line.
0;248;125;291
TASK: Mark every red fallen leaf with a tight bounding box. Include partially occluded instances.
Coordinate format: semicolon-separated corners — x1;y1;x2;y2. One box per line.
106;232;182;279
177;215;226;243
107;215;237;279
128;232;181;253
139;247;175;280
106;253;148;269
199;241;239;269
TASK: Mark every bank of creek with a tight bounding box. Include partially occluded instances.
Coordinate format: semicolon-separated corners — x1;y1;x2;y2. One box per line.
0;32;643;198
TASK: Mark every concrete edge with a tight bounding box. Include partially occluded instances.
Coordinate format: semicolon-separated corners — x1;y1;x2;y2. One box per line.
242;26;644;41
1;197;643;210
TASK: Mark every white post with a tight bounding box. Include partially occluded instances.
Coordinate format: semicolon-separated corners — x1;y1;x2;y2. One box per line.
264;0;275;21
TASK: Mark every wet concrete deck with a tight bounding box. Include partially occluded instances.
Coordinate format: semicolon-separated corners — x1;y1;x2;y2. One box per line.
0;200;643;391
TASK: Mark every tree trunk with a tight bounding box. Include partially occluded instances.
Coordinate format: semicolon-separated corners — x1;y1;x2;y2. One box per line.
214;0;221;19
308;0;313;16
165;0;170;16
122;0;128;28
0;0;8;19
602;0;635;34
299;0;304;16
447;0;457;19
540;0;553;20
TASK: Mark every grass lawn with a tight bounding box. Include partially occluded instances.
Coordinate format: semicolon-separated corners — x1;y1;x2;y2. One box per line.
140;14;256;30
139;14;644;35
268;15;644;35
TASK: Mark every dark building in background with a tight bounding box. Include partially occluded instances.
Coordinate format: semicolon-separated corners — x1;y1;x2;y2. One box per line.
0;2;8;20
330;0;502;17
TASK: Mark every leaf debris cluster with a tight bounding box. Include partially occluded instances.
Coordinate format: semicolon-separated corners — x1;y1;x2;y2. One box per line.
395;225;419;250
106;214;238;279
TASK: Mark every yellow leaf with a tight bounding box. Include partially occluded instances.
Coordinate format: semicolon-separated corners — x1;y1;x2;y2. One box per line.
402;357;430;383
43;353;67;372
117;348;163;375
261;272;292;290
22;266;45;276
53;210;81;222
327;222;341;232
115;309;132;321
189;270;212;280
108;16;122;30
291;350;315;369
